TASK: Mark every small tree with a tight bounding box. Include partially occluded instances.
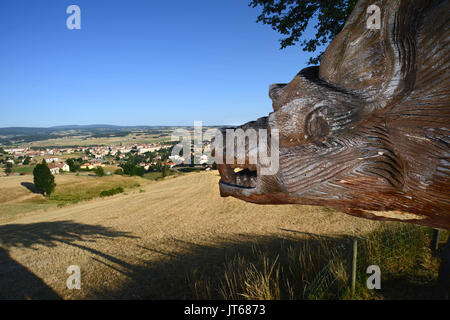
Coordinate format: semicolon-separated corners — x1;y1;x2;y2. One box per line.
135;166;145;177
95;166;105;177
22;156;31;165
4;162;13;175
33;160;56;196
162;163;169;178
122;162;136;176
66;158;80;172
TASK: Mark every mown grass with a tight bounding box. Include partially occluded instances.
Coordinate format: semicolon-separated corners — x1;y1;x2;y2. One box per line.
12;165;34;174
0;169;186;223
0;203;58;222
46;176;143;204
185;224;448;300
0;175;145;224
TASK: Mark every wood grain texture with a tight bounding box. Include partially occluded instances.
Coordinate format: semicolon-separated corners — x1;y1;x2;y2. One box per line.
217;0;450;230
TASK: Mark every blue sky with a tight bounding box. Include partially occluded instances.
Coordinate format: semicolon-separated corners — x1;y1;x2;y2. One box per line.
0;0;325;127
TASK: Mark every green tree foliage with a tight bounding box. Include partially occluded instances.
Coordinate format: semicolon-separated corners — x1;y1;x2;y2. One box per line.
66;158;81;172
155;159;162;172
5;162;13;175
22;156;31;165
100;186;124;197
33;161;56;196
135;166;145;177
121;162;145;177
121;163;136;176
249;0;357;64
95;166;105;177
162;162;169;178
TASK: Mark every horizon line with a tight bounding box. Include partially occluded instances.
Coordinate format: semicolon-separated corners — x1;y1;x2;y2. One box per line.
0;123;233;129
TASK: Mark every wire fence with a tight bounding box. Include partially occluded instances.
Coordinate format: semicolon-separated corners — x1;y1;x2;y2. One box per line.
303;224;444;299
302;240;349;299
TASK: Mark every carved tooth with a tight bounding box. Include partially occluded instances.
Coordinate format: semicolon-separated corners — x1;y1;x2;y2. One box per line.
236;175;242;186
250;175;257;187
218;164;236;185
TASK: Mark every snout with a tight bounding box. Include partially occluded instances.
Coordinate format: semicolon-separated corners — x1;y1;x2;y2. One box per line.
212;117;269;196
269;83;287;111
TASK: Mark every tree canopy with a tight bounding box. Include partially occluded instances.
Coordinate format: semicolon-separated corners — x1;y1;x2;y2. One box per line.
162;162;169;178
121;162;145;177
33;160;56;196
95;166;105;177
66;158;81;172
249;0;357;64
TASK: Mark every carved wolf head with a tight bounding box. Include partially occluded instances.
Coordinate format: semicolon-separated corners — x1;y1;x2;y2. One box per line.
216;0;450;229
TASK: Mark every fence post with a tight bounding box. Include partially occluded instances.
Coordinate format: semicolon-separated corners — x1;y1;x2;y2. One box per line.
432;229;440;251
351;238;358;298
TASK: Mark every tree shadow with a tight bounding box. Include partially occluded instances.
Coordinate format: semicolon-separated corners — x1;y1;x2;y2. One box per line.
379;276;445;299
0;220;137;299
94;232;447;300
0;247;60;299
0;221;445;299
20;182;40;194
90;234;348;299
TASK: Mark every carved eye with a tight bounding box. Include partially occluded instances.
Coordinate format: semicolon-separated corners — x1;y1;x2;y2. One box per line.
306;107;332;144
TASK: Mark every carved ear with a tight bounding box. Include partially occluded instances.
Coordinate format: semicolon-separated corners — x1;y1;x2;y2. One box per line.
319;0;434;109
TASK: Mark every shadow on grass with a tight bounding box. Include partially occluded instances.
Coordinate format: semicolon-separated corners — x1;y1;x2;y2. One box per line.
378;276;444;299
0;220;136;299
0;221;446;299
20;182;40;194
0;247;60;299
92;232;446;300
73;234;345;299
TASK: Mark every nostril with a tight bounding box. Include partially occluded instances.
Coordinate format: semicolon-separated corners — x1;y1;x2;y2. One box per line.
269;83;286;102
269;84;287;111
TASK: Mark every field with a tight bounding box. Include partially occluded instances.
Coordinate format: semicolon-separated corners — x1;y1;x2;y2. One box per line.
0;171;446;299
27;132;172;147
0;173;150;224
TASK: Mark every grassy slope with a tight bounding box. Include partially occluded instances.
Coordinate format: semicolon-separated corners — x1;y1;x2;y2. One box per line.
0;173;149;224
0;171;445;299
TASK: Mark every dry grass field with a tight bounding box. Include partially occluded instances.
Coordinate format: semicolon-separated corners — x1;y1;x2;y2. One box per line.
28;132;171;147
0;171;390;299
0;173;149;224
1;171;445;300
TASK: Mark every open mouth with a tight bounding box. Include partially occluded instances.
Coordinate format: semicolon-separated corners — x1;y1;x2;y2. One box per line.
218;163;257;189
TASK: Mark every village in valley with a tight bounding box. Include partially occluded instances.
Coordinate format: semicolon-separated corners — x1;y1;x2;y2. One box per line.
0;127;218;228
1;143;177;176
0;127;216;179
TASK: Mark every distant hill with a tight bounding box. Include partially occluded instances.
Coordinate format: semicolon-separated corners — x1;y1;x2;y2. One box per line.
48;124;123;130
0;125;182;136
0;124;226;146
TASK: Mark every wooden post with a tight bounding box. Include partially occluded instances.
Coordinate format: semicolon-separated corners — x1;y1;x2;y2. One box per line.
432;229;440;251
351;239;358;298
